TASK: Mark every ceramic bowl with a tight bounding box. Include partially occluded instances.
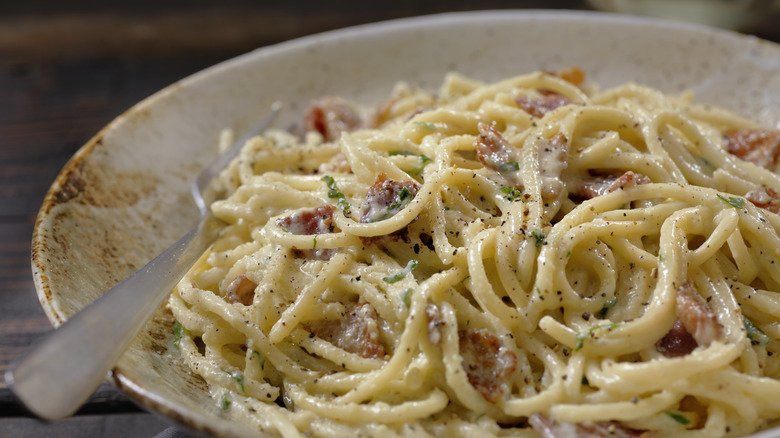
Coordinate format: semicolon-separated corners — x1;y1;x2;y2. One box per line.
30;10;780;437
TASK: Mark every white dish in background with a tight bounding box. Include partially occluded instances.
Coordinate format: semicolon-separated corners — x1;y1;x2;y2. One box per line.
30;10;780;437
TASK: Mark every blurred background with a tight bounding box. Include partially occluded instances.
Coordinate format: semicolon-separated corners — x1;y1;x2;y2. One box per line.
2;1;779;437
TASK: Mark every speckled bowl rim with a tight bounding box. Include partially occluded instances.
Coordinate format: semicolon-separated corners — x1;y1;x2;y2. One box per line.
31;9;780;438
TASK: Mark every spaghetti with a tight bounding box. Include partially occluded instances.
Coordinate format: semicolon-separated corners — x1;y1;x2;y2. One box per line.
170;69;780;437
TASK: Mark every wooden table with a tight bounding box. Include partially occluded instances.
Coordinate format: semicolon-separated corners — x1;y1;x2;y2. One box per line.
1;2;778;436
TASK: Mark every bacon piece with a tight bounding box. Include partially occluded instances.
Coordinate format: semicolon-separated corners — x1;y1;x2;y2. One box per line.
277;205;335;235
539;133;569;201
318;153;351;174
459;328;517;403
725;129;780;170
277;205;336;259
516;94;573;118
676;280;722;347
304;96;364;142
529;413;648;438
575;171;651;199
426;303;444;345
307;303;385;360
359;174;419;246
225;274;257;306
656;320;698;358
360;173;419;224
746;187;780;214
546;66;586;88
475;122;523;176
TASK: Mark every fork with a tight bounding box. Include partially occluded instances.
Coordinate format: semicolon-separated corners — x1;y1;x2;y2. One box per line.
5;102;281;420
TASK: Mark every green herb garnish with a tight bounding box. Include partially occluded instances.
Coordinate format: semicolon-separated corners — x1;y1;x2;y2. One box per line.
599;297;618;318
403;288;414;307
717;194;746;209
666;411;691;426
744;316;771;346
413;121;437;130
500;186;523;202
173;320;186;347
388;187;414;211
389;150;415;156
221;368;246;392
531;229;546;248
383;259;419;283
322;175;351;212
575;322;621;351
312;235;318;250
499;161;520;172
251;349;265;371
698;157;716;171
219;395;232;410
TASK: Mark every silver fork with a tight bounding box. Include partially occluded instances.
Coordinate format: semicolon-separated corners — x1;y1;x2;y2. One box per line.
5;102;281;420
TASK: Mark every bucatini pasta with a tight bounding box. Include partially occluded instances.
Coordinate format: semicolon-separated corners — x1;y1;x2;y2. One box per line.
169;69;780;438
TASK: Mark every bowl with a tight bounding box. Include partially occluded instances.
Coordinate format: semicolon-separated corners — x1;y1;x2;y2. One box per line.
30;9;780;437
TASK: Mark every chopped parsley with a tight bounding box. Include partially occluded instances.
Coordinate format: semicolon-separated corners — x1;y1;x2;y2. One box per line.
531;229;546;247
743;316;771;346
499;161;520;172
383;259;419;283
173;320;187;348
321;175;351;212
500;186;523;202
221;368;246;392
403;288;414;307
717;194;745;209
698;157;716;171
599;297;618;318
413;121;437;130
575;322;621;351
666;411;691;426
389;151;431;176
389;150;415;156
251;349;265;371
219;395;232;410
388;187;414;211
409;154;431;175
312;235;318;250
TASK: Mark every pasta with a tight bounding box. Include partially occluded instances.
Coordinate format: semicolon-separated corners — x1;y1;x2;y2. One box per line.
169;69;780;438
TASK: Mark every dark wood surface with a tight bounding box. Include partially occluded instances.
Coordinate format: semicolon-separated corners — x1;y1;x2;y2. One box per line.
2;2;779;437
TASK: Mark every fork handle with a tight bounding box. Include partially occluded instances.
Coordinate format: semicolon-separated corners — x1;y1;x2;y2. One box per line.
5;213;223;420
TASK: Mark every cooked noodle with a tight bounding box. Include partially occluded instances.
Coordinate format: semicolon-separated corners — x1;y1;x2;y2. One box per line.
170;69;780;437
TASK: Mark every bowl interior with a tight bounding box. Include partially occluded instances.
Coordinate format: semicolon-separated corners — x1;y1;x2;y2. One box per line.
31;10;780;437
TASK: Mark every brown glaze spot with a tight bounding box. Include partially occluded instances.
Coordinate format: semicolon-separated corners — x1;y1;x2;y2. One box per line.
54;160;87;203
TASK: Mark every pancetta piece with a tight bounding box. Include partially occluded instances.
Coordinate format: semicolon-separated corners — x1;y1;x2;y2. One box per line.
675;280;722;348
725;129;780;170
475;122;523;177
516;94;574;119
225;274;257;306
529;413;648;438
574;171;651;200
656;320;698;358
276;205;336;259
459;328;517;403
307;303;385;360
746;187;780;214
304;96;365;142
